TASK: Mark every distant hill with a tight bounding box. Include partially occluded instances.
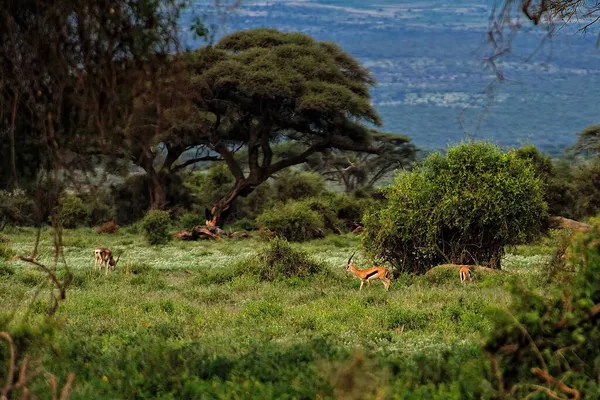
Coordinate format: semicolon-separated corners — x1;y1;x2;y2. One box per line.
182;0;600;155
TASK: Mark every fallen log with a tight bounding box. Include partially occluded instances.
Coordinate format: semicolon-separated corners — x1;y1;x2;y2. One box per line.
173;225;226;241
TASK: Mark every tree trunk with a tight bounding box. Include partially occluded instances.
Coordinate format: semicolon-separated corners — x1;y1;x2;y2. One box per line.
207;179;258;227
8;89;19;189
140;153;167;210
149;172;166;210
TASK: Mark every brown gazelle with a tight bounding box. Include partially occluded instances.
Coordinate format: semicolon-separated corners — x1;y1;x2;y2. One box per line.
346;252;391;291
94;247;120;275
459;266;472;283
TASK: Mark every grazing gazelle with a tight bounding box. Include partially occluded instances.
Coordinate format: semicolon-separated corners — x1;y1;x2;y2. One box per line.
94;247;120;275
459;266;472;283
346;252;391;291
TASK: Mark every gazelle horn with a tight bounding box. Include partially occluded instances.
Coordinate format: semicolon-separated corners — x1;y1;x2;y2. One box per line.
347;251;356;266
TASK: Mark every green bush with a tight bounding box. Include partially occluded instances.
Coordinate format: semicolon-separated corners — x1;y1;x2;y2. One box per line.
329;193;376;230
111;174;150;225
236;238;326;281
140;210;171;245
0;188;35;228
57;193;89;228
82;189;116;226
257;200;325;241
178;212;204;229
200;238;327;283
483;216;600;398
302;198;342;232
511;145;575;220
274;171;326;201
363;142;548;274
229;217;257;231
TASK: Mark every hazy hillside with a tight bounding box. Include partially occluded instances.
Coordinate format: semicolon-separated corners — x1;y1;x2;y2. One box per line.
183;0;600;154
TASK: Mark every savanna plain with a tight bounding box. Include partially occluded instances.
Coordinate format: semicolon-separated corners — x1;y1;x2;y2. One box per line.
0;226;556;399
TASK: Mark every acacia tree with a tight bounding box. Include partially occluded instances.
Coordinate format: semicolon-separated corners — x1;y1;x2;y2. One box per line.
183;29;386;226
305;132;417;192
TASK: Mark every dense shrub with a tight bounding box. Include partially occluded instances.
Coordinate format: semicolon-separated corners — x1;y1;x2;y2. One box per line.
112;173;194;225
111;174;150;225
57;193;89;228
273;171;326;201
178;212;204;229
82;189;116;226
484;216;600;398
140;210;171;245
257;200;325;241
96;220;120;234
0;189;35;228
302;198;342;232
363;142;547;273
512;145;575;219
211;238;326;282
557;158;600;220
329;193;376;230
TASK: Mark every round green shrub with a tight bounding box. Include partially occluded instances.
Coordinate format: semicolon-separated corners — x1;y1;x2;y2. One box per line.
234;238;326;281
57;193;89;228
257;200;325;242
141;210;172;245
363;142;547;273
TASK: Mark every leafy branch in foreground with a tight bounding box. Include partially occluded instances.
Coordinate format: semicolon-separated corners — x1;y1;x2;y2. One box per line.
484;217;600;398
0;331;75;400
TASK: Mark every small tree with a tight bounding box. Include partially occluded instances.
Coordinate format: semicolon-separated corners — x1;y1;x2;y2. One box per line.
363;142;547;273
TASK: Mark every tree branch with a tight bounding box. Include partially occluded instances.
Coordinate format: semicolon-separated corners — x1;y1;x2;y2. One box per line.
267;141;330;175
214;142;244;181
170;155;224;172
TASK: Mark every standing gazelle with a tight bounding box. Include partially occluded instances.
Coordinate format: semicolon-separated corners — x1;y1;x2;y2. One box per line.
459;266;472;283
94;247;120;275
346;252;391;291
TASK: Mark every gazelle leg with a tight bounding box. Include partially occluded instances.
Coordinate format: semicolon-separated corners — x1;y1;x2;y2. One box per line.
359;280;364;291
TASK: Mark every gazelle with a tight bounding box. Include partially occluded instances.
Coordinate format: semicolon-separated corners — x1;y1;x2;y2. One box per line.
94;247;120;275
346;252;391;291
459;266;472;283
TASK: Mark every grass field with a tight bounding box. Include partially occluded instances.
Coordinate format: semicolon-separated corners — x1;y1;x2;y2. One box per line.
0;227;557;399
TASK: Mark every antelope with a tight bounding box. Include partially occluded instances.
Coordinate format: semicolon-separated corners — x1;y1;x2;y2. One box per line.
94;247;120;275
459;266;472;283
346;252;391;291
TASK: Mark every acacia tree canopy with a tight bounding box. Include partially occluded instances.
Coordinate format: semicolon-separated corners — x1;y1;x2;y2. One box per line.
184;28;387;226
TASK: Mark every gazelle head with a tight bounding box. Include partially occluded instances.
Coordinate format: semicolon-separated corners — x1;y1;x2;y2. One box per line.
346;251;356;271
109;254;121;269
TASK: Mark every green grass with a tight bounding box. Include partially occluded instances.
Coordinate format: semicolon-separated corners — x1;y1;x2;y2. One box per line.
0;227;557;399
